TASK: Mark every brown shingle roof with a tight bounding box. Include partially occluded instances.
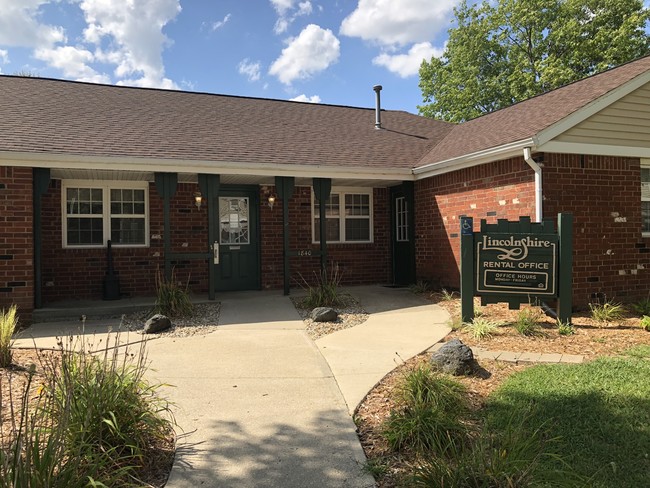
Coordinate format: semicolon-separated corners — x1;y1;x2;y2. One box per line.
0;76;453;171
417;55;650;167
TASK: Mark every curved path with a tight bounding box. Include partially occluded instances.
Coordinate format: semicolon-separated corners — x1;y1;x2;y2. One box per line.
16;286;451;487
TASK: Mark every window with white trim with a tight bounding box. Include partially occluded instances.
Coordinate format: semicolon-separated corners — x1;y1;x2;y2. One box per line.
62;181;149;248
312;189;373;243
642;166;650;235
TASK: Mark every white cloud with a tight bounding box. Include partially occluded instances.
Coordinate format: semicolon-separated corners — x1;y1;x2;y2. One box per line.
0;49;8;64
270;0;295;15
373;42;443;77
340;0;460;46
269;24;340;85
290;94;321;103
34;45;110;83
211;13;231;31
238;58;262;82
79;0;181;89
271;0;313;34
0;0;66;48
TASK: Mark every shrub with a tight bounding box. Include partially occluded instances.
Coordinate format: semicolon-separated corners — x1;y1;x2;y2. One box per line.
589;300;624;325
297;263;344;308
411;416;579;487
0;304;18;367
631;298;650;316
557;320;575;336
1;333;174;486
382;365;468;454
447;314;463;331
154;267;193;317
465;317;499;340
440;288;456;301
514;308;543;336
409;280;430;294
641;315;650;332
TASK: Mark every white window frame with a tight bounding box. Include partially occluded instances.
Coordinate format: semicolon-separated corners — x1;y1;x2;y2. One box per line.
642;161;650;237
61;180;150;249
311;187;374;244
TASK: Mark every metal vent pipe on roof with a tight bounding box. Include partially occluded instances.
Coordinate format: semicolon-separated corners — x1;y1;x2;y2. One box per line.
373;84;382;129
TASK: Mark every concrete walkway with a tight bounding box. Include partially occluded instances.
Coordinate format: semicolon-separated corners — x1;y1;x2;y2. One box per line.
15;286;452;487
317;286;451;413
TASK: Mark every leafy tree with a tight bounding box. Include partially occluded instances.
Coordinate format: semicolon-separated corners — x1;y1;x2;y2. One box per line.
419;0;650;122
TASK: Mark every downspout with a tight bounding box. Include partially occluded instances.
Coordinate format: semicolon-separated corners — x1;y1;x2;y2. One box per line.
523;147;542;222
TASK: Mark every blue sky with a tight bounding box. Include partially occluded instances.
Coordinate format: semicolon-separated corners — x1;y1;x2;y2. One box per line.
0;0;460;113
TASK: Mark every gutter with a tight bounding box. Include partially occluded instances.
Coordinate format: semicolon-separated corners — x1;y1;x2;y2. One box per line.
523;147;543;222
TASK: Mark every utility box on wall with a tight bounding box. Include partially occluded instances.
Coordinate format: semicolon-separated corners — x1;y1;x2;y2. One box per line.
460;214;573;324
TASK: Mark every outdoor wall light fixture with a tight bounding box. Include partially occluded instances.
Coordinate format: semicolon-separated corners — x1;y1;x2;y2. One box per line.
268;195;276;210
193;190;203;210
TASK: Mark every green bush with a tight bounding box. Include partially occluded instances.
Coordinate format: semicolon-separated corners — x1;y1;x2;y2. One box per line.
514;308;543;336
298;263;344;308
589;300;624;325
409;280;430;294
641;315;650;332
1;332;174;487
465;317;499;340
557;319;575;336
154;267;193;317
631;298;650;316
382;365;468;454
411;415;580;487
0;304;17;367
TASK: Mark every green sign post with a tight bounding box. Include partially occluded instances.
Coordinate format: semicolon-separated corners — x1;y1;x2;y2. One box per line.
460;214;573;324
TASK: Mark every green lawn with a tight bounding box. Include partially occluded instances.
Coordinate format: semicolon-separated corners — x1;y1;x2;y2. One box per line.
486;356;650;487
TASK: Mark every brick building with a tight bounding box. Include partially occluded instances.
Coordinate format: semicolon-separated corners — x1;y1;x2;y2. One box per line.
3;56;650;321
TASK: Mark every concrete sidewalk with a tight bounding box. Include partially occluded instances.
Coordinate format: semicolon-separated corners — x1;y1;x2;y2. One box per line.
14;286;450;487
146;291;374;488
317;286;451;413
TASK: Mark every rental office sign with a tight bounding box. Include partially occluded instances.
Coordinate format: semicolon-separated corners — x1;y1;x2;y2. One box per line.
460;214;573;324
477;234;557;295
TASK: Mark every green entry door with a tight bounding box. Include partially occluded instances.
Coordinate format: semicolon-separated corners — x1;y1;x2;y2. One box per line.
391;183;416;286
214;186;260;291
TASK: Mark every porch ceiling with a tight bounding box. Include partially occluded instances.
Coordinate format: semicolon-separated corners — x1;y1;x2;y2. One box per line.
50;168;403;187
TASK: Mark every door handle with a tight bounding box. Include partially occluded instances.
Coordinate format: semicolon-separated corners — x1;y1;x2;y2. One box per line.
213;241;219;264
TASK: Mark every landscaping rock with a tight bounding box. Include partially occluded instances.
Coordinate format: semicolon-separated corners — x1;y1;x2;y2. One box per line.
311;307;338;322
429;339;475;375
143;314;172;334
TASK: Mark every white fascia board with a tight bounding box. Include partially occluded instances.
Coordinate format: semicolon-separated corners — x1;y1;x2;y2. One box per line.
0;151;413;182
536;70;650;146
539;140;650;158
412;138;536;179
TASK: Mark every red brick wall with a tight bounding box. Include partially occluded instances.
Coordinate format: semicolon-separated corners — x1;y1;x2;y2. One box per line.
543;154;649;307
41;181;390;303
0;166;34;323
260;186;391;289
42;181;208;302
414;157;536;289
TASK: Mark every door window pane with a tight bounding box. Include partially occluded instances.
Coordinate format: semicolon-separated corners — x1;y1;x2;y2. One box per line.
220;197;250;244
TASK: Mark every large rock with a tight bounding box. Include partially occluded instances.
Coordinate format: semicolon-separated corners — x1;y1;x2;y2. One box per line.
430;339;475;375
311;307;338;322
143;314;172;334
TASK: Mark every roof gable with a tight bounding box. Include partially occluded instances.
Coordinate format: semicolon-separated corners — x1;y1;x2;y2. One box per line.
416;55;650;169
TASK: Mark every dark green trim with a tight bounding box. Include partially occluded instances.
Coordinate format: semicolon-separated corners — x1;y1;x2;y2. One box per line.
276;176;295;295
199;174;220;300
154;173;178;281
460;217;474;322
557;213;574;324
313;178;331;273
33;168;50;309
